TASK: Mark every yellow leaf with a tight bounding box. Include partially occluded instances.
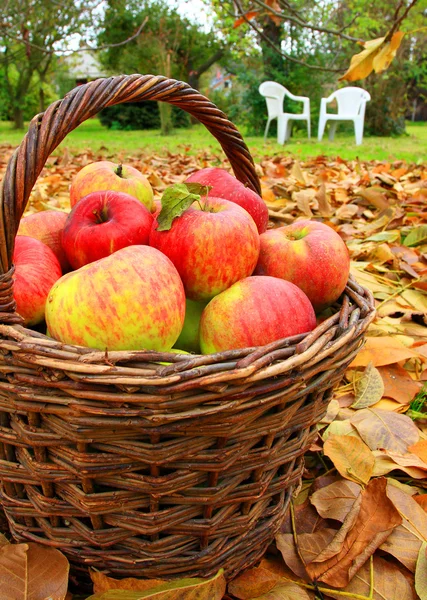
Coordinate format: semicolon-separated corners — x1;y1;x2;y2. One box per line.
323;434;375;485
373;32;405;73
352;362;385;409
416;542;427;600
339;37;385;82
350;336;421;368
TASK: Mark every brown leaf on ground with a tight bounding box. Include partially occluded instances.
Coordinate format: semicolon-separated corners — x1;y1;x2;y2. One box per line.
227;564;281;599
349;336;422;367
373;449;427;479
90;570;166;593
352;362;384;408
414;495;427;512
310;480;362;522
280;498;328;535
350;408;420;452
306;478;402;587
0;541;69;600
415;542;427;600
378;363;422;404
251;581;313;599
323;434;375;484
275;529;337;580
380;481;427;573
408;439;427;463
325;555;416;600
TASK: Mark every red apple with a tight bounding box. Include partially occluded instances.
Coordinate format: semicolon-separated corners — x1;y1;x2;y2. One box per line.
200;276;316;354
18;210;70;271
255;220;350;311
46;245;185;352
149;196;260;302
13;236;62;326
62;190;154;269
70;160;154;212
185;167;269;234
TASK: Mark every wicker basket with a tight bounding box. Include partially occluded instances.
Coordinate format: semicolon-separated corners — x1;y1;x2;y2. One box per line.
0;74;375;580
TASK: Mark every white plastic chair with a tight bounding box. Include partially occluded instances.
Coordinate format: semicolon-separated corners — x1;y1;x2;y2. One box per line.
259;81;311;144
317;87;371;146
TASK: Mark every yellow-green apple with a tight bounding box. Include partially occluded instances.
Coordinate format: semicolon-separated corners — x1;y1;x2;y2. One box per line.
185;167;269;234
149;196;260;302
13;236;62;326
255;220;350;311
200;275;316;354
45;245;185;352
175;298;206;353
62;190;154;269
17;210;70;271
70;161;154;212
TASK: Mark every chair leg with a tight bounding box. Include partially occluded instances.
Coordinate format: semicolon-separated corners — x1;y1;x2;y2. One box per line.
328;122;337;141
307;118;311;139
264;118;272;141
277;116;287;145
285;120;293;142
354;119;364;145
318;116;327;141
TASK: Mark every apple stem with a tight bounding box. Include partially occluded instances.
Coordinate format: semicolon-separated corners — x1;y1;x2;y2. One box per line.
115;164;123;178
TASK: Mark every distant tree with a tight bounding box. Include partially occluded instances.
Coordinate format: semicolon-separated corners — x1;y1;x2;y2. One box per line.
98;0;227;133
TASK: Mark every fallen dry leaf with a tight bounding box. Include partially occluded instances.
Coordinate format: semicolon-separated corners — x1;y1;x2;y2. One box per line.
325;555;416;599
408;439;427;463
352;362;384;408
379;363;422;404
350;336;421;367
0;542;69;600
323;434;375;484
251;581;313;599
310;479;361;522
415;542;427;600
306;477;401;587
350;408;420;452
227;564;281;599
90;570;166;593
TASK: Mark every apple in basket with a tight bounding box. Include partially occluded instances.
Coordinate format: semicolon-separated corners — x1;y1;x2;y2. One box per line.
45;245;185;352
200;275;316;354
149;185;260;302
70;160;155;213
185;167;269;234
175;298;207;354
17;209;70;272
13;236;62;326
62;190;154;269
255;220;350;312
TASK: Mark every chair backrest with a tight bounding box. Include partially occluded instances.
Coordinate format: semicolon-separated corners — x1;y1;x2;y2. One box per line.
259;81;287;119
329;87;371;117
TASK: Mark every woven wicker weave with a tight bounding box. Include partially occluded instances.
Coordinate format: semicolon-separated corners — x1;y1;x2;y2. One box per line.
0;74;375;580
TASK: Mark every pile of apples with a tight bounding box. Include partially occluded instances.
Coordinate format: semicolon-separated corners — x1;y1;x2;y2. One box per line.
14;161;351;355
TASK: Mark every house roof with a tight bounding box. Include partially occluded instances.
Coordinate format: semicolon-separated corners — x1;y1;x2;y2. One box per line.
62;50;106;79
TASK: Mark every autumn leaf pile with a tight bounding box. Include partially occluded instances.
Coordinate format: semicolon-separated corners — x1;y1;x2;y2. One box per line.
0;142;426;598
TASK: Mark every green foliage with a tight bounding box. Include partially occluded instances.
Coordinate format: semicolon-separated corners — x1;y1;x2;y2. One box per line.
98;102;190;130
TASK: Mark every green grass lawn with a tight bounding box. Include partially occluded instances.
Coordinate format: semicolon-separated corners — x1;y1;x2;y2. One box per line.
0;119;426;163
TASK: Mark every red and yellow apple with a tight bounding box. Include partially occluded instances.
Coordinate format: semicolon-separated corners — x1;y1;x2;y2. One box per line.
70;160;154;212
46;245;185;352
185;167;269;234
200;275;316;354
255;220;350;311
13;236;62;326
62;190;154;269
149;196;260;302
17;210;70;271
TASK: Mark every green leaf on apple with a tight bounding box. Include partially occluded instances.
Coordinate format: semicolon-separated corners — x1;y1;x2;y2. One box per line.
156;183;211;231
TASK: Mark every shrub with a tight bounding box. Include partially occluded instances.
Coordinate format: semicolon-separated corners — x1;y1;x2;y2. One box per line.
99;102;191;130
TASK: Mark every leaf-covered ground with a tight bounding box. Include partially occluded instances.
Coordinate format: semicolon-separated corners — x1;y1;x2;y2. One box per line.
0;142;426;599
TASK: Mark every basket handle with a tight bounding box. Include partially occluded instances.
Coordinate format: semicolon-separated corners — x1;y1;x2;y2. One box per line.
0;74;261;321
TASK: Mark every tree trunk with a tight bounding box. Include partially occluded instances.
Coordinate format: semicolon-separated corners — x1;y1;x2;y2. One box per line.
159;50;173;135
39;84;45;113
260;19;284;79
13;107;24;129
